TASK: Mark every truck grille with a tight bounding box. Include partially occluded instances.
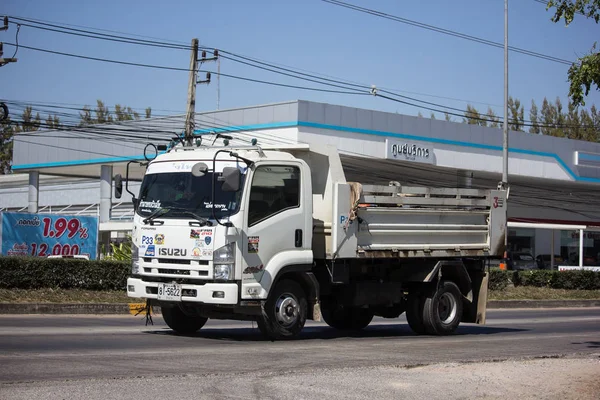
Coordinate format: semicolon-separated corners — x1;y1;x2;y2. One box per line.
143;258;209;265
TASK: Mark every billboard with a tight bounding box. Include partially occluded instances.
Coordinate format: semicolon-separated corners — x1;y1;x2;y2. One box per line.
0;212;99;259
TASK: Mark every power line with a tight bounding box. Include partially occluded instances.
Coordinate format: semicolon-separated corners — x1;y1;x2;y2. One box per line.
4;14;511;111
5;43;373;95
7;16;193;51
201;70;367;94
320;0;574;65
5;14;191;47
4;43;192;71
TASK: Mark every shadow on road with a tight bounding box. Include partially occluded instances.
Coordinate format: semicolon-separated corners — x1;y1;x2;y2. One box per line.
142;323;526;342
571;341;600;348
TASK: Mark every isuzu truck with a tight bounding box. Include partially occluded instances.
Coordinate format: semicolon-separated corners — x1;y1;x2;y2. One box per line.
121;141;507;339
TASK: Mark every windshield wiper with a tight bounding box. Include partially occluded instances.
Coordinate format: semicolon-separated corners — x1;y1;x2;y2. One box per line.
179;210;213;226
143;208;170;225
155;206;213;226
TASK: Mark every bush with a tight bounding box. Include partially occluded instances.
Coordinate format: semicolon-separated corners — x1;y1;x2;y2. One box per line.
488;268;600;291
488;269;510;290
0;256;130;290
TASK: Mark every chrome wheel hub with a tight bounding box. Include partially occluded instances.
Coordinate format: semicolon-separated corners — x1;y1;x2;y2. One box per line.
438;292;457;324
275;294;299;327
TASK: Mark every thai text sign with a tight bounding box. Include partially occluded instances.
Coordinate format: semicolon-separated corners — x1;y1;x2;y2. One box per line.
385;139;434;164
1;212;98;259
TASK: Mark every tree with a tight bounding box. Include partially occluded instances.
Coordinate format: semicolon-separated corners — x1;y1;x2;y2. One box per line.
508;96;524;131
540;97;556;135
94;100;113;124
529;100;541;134
567;101;582;139
79;101;146;125
0;116;14;174
555;97;567;137
486;107;501;128
79;106;93;126
45;114;61;129
444;112;452;122
417;111;423;118
19;107;42;132
1;107;42;174
463;104;487;126
430;112;436;120
114;104;140;121
545;0;600;106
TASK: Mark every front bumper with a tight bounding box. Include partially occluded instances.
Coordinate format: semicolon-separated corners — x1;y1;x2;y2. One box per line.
127;277;239;305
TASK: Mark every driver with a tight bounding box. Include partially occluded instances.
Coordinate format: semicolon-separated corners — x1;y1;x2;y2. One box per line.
173;178;193;201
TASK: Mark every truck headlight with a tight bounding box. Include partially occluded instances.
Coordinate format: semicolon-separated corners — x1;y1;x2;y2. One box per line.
213;243;235;280
131;243;140;274
214;264;232;280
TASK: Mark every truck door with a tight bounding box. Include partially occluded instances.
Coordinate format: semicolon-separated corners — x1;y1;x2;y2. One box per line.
241;164;309;295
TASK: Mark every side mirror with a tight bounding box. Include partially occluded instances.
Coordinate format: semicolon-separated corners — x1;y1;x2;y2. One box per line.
191;162;209;177
220;167;241;192
114;174;123;199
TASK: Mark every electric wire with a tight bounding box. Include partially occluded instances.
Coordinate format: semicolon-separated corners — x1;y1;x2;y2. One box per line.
320;0;574;65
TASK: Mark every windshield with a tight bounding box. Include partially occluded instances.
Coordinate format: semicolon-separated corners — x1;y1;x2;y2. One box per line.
136;171;244;219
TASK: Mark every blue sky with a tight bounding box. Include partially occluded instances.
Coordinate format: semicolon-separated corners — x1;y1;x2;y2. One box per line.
2;0;598;123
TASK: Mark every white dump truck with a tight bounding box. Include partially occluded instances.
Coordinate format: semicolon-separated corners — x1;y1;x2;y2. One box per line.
119;142;507;339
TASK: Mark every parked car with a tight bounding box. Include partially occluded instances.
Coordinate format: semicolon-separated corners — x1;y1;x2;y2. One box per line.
505;251;537;270
535;254;564;270
567;252;597;266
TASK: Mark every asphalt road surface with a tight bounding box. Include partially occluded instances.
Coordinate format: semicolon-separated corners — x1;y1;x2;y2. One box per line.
1;308;599;399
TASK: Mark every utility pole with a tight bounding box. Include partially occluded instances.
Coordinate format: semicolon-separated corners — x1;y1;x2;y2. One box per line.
502;0;508;187
184;38;199;146
183;40;219;146
217;56;221;110
502;0;509;252
0;18;18;67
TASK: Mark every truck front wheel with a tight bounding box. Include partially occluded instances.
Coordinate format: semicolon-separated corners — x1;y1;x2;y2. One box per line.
257;279;307;340
162;305;208;334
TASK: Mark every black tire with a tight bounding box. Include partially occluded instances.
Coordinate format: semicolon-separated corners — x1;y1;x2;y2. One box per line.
406;293;427;335
162;305;208;334
322;305;374;331
422;281;463;335
257;279;307;340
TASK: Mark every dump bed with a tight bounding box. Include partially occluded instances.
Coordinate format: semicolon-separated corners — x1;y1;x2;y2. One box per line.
324;182;507;260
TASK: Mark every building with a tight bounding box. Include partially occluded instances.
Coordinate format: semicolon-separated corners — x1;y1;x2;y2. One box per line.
3;100;600;263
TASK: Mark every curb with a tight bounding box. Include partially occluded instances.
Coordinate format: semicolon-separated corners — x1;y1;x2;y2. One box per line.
0;300;599;314
486;299;600;309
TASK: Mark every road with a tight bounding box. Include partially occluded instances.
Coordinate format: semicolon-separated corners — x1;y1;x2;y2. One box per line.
1;308;599;399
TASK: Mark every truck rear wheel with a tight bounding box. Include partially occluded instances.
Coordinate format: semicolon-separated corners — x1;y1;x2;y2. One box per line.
162;305;208;334
322;305;374;331
257;279;307;340
406;293;427;335
422;281;463;335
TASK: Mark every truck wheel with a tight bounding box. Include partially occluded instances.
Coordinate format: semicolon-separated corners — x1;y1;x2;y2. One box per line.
422;281;463;335
322;305;374;331
257;279;307;340
162;305;208;334
406;293;427;335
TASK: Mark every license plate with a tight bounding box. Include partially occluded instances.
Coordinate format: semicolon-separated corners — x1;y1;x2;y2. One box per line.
157;283;182;301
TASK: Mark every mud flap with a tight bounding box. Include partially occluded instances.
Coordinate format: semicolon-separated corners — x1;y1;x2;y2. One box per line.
461;271;488;324
313;301;322;322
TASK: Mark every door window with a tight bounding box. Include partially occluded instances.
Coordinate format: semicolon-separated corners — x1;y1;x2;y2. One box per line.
248;166;300;226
